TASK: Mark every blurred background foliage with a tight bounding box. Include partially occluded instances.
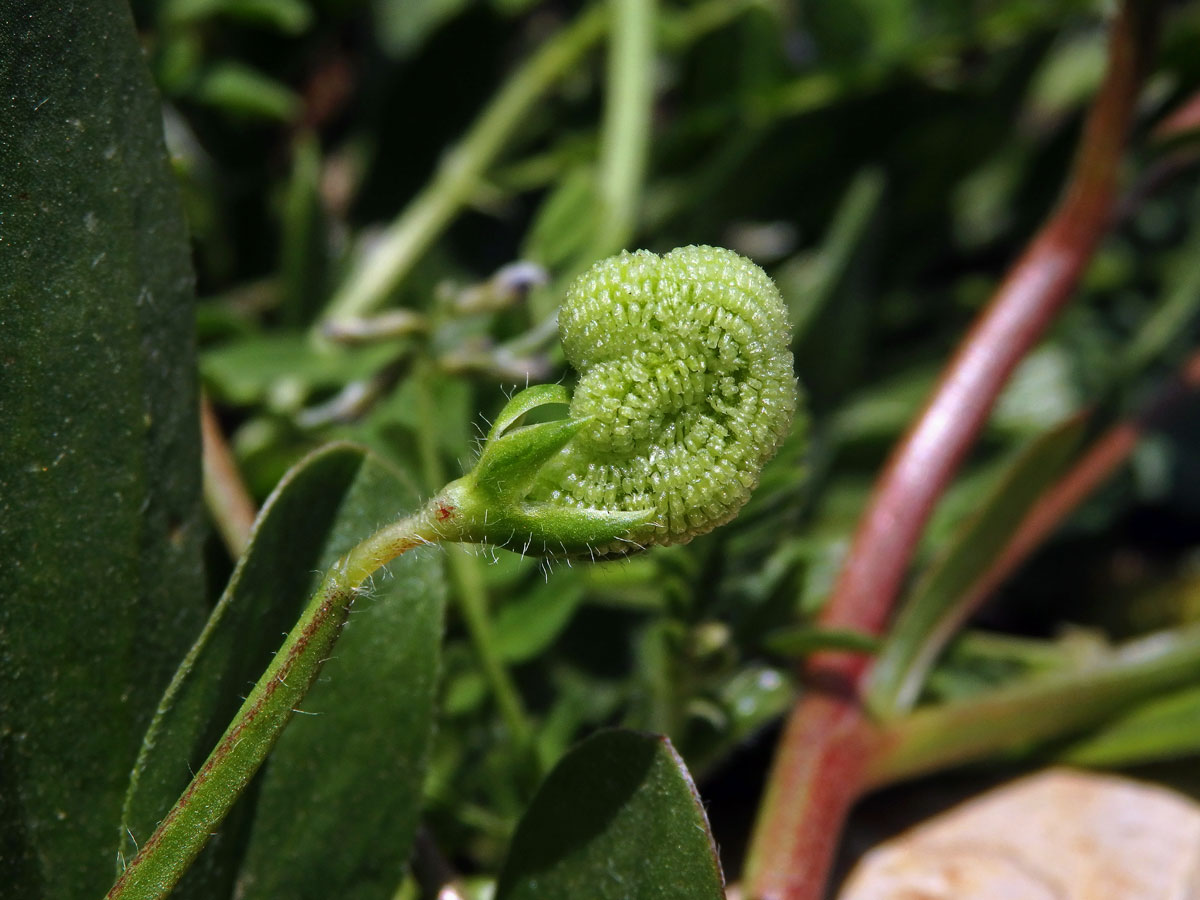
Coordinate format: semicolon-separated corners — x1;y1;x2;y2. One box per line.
132;0;1200;881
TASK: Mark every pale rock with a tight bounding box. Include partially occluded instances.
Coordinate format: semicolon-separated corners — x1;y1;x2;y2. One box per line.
838;769;1200;900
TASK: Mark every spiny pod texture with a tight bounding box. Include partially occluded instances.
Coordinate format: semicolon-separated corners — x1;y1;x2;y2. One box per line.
532;245;797;553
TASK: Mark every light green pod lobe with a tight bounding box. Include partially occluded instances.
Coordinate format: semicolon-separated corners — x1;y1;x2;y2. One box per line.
533;245;797;553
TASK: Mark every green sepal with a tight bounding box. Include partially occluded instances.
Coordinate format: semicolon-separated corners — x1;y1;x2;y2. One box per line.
444;385;653;557
439;479;654;558
504;502;655;557
487;383;571;443
473;416;587;503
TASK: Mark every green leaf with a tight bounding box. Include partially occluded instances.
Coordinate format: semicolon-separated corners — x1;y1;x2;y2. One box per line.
119;444;444;899
1062;684;1200;768
372;0;471;58
0;4;207;897
190;61;301;121
522;167;604;271
778;167;885;340
110;444;444;898
493;578;586;664
486;383;572;443
163;0;314;34
495;730;725;900
473;418;586;502
201;335;399;406
236;452;445;900
279;132;329;327
867;417;1087;718
117;444;366;893
871;626;1200;786
764;626;882;657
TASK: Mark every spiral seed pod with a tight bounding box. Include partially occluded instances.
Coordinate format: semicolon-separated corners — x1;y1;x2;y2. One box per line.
530;245;798;554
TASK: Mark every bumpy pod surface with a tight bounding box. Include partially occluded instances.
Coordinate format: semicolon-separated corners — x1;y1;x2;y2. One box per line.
532;245;797;553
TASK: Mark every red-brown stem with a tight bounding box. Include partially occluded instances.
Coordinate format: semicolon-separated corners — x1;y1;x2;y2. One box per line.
932;349;1200;646
200;393;258;557
744;5;1159;898
1153;86;1200;143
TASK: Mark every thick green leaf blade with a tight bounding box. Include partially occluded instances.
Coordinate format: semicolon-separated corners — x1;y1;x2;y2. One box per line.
867;417;1087;718
236;453;445;900
0;3;207;897
118;443;367;894
495;730;725;900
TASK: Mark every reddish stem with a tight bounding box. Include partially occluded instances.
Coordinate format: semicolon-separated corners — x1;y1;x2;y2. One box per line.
987;350;1200;595
200;394;258;557
1153;85;1200;143
744;5;1159;898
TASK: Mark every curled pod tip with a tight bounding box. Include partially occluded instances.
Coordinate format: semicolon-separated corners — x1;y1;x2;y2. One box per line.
531;245;799;555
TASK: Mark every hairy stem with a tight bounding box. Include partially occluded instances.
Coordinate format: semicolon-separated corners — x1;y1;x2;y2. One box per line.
321;7;606;325
104;501;447;900
744;4;1159;898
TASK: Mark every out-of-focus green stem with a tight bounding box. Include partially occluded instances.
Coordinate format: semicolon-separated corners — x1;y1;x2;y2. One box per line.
321;7;607;326
410;364;533;753
591;0;656;257
868;625;1200;787
445;544;533;752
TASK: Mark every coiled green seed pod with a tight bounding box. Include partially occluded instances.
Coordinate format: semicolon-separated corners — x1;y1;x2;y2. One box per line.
530;245;797;554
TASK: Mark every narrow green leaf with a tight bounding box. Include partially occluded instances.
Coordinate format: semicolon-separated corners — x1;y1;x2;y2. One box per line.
495;730;725;900
522;167;604;271
473;418;585;501
279;132;329;327
118;444;368;894
164;0;313;34
870;626;1200;787
191;62;301;121
236;454;445;900
867;417;1087;718
0;4;207;897
492;579;586;664
779;167;885;340
1062;684;1200;768
486;383;571;443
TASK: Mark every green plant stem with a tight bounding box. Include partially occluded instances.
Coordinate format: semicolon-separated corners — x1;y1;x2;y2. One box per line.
103;502;446;900
592;0;655;257
445;544;534;752
410;364;534;753
868;625;1200;787
320;7;606;326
